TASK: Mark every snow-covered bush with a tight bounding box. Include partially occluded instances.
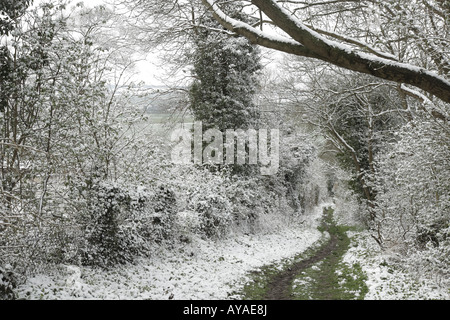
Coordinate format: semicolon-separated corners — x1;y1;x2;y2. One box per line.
372;118;449;284
147;185;178;243
180;170;232;239
401;235;450;290
224;177;270;233
175;210;202;238
373;119;449;249
0;265;17;300
191;192;232;239
47;179;180;268
74;181;147;267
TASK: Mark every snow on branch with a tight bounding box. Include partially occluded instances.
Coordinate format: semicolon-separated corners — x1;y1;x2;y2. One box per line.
202;0;450;103
305;25;398;62
200;0;316;57
400;84;449;122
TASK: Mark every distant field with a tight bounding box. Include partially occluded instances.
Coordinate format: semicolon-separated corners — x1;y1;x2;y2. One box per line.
125;112;195;142
146;112;194;124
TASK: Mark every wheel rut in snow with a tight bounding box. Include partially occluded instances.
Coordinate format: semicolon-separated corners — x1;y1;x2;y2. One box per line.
239;207;367;300
263;211;338;300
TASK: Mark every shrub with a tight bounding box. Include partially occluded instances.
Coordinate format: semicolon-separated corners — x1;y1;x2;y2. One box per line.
148;185;178;243
73;181;152;267
189;191;232;239
0;265;17;300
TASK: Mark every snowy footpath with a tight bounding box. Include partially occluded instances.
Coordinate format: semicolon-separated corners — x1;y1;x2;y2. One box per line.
16;206;325;300
16;202;448;300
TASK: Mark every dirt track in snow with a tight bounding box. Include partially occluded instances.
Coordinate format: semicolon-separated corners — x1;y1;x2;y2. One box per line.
263;227;338;299
263;209;339;300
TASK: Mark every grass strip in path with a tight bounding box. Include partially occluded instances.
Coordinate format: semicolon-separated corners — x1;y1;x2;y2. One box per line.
239;207;368;300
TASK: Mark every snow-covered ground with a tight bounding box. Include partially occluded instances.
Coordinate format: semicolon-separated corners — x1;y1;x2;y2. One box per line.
16;206;325;300
15;202;448;300
342;230;449;300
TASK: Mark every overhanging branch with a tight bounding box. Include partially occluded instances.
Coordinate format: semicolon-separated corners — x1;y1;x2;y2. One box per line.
202;0;450;104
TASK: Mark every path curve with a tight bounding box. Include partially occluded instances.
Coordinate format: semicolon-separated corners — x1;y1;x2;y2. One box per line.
263;208;339;300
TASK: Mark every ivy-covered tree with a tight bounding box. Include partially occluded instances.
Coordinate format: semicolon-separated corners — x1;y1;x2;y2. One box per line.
189;2;262;131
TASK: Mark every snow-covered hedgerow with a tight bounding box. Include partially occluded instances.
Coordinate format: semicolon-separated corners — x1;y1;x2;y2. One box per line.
14;205;325;300
165;165;300;240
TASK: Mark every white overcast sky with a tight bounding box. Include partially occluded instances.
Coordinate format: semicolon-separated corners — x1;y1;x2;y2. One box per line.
30;0;281;87
29;0;166;85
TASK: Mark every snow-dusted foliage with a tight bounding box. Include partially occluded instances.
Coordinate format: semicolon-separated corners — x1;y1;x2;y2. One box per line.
0;2;153;286
372;118;449;284
157;161;324;240
0;265;16;300
189;1;261;132
278;129;328;215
